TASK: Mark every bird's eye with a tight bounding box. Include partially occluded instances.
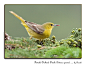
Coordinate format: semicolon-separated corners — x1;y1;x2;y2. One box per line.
51;24;53;26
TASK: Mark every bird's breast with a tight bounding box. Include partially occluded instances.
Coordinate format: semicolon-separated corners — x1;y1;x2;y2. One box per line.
43;29;52;38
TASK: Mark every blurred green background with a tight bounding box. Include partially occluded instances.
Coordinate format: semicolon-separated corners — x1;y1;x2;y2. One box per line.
5;4;81;40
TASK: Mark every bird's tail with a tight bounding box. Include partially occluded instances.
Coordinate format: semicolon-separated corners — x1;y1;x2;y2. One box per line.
9;11;25;24
9;11;28;27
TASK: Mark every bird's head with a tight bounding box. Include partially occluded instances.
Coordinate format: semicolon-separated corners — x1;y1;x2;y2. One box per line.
42;22;60;30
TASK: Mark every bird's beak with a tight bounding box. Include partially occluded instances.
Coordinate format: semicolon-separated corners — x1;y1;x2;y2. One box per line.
54;24;60;26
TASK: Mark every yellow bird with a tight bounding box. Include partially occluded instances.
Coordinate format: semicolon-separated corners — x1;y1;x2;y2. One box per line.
9;11;60;40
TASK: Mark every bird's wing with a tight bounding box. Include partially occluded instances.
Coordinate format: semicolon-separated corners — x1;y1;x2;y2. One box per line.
25;21;45;34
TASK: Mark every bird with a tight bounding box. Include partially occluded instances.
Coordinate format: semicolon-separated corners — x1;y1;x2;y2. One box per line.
9;11;60;41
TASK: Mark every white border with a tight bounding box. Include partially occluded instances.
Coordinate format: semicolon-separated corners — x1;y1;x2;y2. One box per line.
1;0;86;65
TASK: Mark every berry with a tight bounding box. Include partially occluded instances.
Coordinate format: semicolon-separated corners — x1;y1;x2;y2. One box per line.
52;35;55;39
61;39;65;41
69;38;74;42
73;44;76;47
67;41;71;44
78;28;81;32
37;45;42;48
78;39;81;42
57;44;60;46
74;41;78;44
70;35;74;37
60;42;64;44
71;30;75;34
